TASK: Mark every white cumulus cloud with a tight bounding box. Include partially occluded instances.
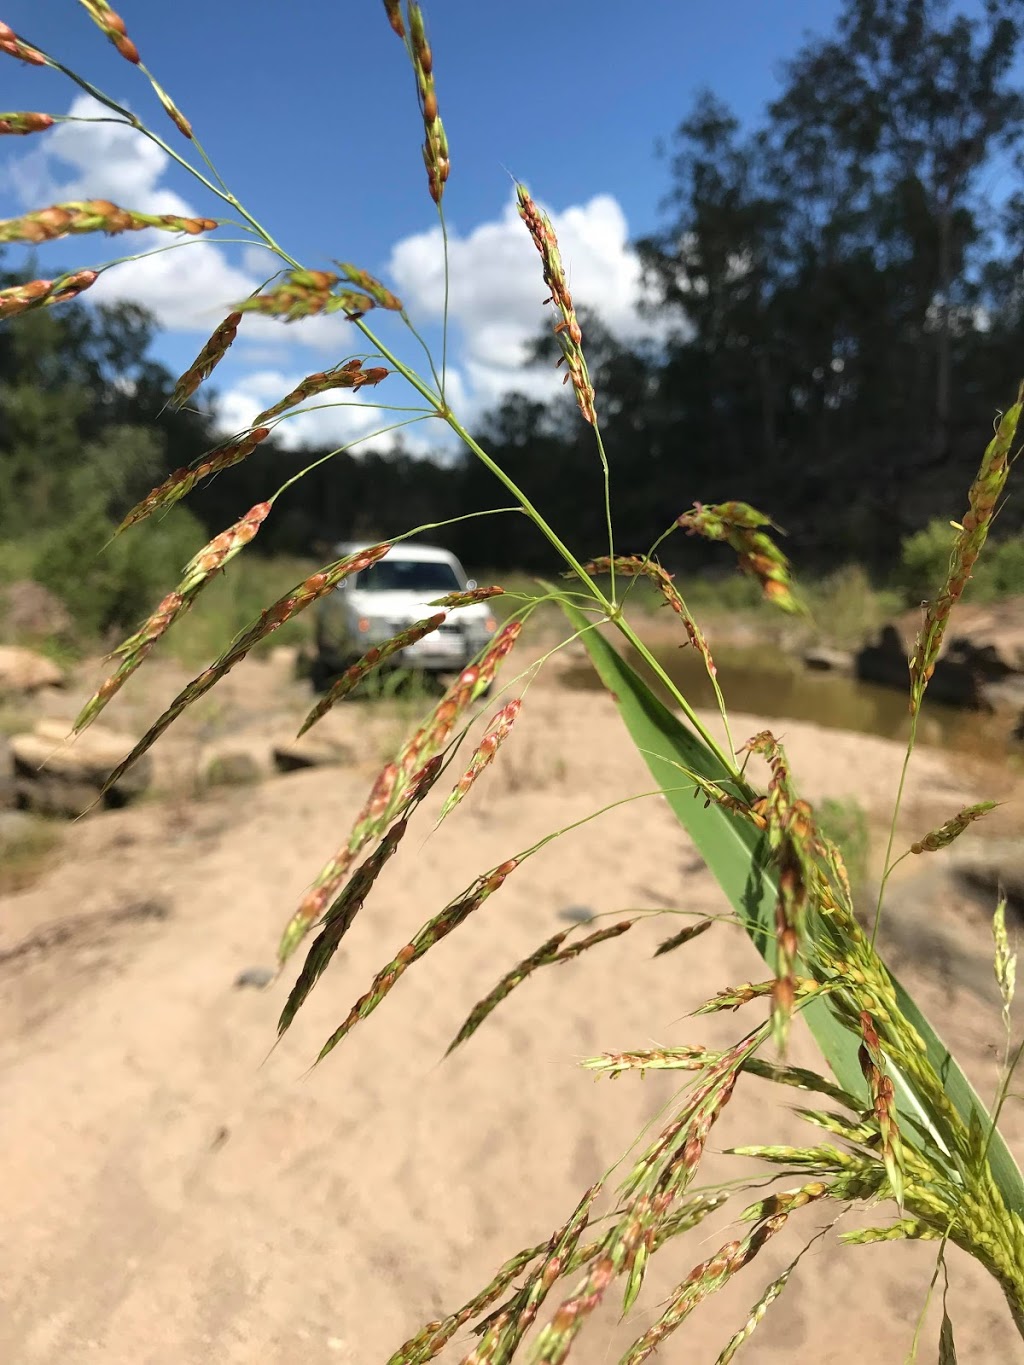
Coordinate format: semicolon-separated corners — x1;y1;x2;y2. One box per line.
388;192;657;414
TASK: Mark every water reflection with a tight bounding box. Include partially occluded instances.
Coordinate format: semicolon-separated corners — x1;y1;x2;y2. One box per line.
563;641;1010;759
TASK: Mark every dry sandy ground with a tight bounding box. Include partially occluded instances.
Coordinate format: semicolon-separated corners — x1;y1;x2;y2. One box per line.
1;650;1022;1364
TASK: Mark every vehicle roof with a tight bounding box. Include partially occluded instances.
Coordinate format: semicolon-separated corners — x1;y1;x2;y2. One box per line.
335;541;460;564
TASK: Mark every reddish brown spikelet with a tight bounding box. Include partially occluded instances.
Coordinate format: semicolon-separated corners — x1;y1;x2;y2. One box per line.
77;0;140;62
678;501;801;613
654;918;713;957
0;111;54;135
171;312;242;408
383;0;405;37
858;1009;906;1207
910;385;1023;714
430;585;505;609
117;427;272;531
236;269;345;323
253;359;389;424
407;3;449;204
910;800;997;854
336;262;403;311
74;503;271;733
619;1215;788;1363
0;200;216;243
297;613;446;737
446;920;636;1056
517;184;596;425
150;78;193;138
316;858;519;1061
0;269;99;318
438;699;522;821
99;544;391;806
0;22;46;64
278;820;410;1039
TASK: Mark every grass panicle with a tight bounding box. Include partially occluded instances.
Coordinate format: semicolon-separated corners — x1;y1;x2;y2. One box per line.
316;857;520;1064
297;613;447;737
0;269;98;317
993;897;1017;1036
429;586;505;607
170;312;243;408
336;262;403;311
677;500;801;612
0;200;217;243
712;1254;803;1365
74;502;272;733
0;111;54;134
277;820;410;1039
235;269;378;323
654;918;713;956
253;359;390;425
404;4;449;206
0;22;47;64
516;184;596;424
910;801;998;854
446;918;635;1056
910;383;1023;713
438;698;522;822
76;0;140;63
116;427;272;530
99;543;391;798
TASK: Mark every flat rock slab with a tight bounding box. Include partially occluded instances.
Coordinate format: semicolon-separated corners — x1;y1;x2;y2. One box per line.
0;646;65;695
10;720;152;815
272;735;356;773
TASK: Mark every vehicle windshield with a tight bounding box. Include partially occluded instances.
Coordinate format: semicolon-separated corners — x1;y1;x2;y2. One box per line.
355;558;462;594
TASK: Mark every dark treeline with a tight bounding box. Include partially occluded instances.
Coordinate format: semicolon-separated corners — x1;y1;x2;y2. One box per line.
3;0;1024;595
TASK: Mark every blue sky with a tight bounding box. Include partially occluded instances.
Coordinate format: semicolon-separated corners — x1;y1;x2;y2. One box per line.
3;0;992;455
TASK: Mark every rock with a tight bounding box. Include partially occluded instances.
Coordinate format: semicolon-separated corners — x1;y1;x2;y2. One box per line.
803;646;854;673
559;904;595;925
949;838;1024;915
272;734;356;773
10;721;152;816
855;624;988;708
200;746;267;788
234;966;276;990
0;808;40;852
0;736;15;810
0;580;72;642
0;646;65;695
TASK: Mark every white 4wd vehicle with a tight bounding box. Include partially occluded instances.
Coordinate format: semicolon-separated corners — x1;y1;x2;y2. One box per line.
312;542;499;689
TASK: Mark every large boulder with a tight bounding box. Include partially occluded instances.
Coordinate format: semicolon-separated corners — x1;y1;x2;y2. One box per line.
0;646;65;696
0;736;15;810
9;720;152;817
855;623;988;708
0;580;72;643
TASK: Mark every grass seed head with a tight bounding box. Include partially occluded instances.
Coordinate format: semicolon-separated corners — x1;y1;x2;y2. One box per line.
171;312;242;408
253;359;389;425
0;270;99;317
516;184;596;424
0;111;54;135
0;200;216;243
117;427;272;530
438;698;522;821
406;4;449;203
429;585;505;607
678;501;801;613
910;384;1023;713
77;0;140;62
336;262;403;310
910;801;998;854
0;22;47;64
383;0;405;37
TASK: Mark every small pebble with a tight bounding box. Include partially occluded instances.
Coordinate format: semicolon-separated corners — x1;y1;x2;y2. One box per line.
234;965;275;989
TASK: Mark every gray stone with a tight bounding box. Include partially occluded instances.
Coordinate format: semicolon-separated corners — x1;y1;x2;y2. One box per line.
272;735;356;773
802;646;854;673
234;966;276;990
0;646;64;695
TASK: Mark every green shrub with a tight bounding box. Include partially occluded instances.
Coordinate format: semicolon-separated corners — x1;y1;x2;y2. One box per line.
32;501;207;637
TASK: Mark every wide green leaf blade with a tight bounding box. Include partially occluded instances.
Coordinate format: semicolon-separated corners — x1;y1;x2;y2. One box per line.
562;602;1024;1218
